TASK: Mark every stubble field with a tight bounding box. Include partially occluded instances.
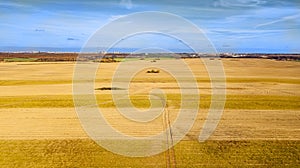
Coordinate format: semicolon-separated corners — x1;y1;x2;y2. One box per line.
0;58;299;167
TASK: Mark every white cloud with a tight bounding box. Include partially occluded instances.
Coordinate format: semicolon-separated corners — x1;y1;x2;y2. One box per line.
120;0;133;9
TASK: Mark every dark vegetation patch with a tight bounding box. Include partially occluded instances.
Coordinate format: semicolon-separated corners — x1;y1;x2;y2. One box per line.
95;87;125;90
147;69;160;73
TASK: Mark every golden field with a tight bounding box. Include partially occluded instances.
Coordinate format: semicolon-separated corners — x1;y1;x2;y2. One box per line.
0;58;299;167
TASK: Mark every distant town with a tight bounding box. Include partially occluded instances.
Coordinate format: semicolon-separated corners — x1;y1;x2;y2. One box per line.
0;52;299;62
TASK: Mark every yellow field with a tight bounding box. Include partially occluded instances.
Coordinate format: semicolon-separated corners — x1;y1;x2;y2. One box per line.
0;58;299;167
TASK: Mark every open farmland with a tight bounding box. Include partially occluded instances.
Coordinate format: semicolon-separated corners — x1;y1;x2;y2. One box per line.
0;58;299;167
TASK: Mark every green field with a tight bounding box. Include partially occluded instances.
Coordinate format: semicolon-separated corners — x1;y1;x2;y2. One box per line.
3;58;38;62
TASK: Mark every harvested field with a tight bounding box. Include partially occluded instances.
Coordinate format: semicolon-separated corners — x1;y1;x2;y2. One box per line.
0;58;299;167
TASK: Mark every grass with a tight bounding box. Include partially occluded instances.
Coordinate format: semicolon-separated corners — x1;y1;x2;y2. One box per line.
0;80;72;86
132;77;300;84
1;77;299;86
226;77;300;84
0;94;299;110
3;58;38;62
224;94;300;110
0;139;299;167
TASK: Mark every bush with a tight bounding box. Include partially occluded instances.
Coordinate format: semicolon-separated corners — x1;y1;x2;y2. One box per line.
146;69;160;73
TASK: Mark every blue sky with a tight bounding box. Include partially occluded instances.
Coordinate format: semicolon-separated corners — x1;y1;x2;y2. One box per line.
0;0;299;53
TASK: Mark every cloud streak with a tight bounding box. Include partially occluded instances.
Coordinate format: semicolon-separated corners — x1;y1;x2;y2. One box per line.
255;13;300;28
213;0;267;8
67;37;80;41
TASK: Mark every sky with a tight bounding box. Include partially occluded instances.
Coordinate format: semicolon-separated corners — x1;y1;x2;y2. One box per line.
0;0;299;53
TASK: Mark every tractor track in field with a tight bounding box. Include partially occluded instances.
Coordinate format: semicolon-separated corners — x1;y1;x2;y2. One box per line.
163;104;177;168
